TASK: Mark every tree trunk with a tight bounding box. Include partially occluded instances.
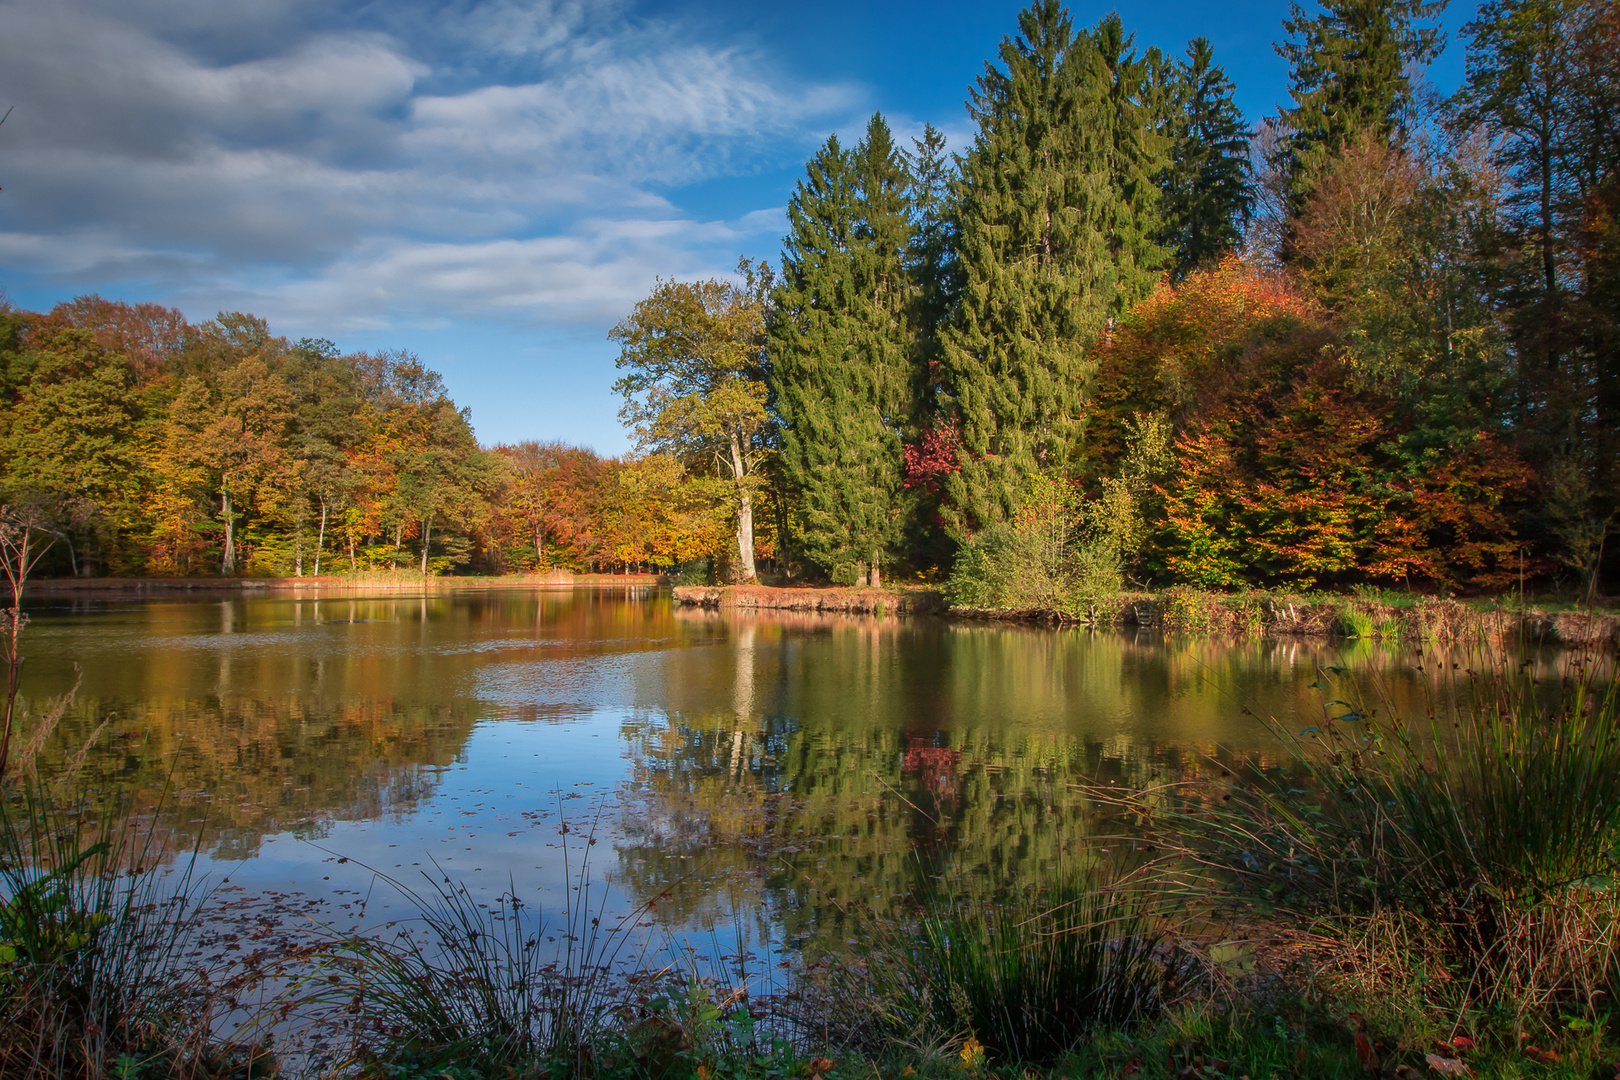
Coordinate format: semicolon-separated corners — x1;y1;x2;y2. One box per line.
315;500;328;577
869;562;881;589
0;528;31;777
534;526;544;569
221;481;236;576
729;431;756;582
420;514;433;575
392;522;403;570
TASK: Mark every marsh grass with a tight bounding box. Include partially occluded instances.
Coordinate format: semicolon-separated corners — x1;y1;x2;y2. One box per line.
811;861;1184;1067
1188;649;1620;1031
0;783;270;1078
307;813;719;1078
1330;606;1376;639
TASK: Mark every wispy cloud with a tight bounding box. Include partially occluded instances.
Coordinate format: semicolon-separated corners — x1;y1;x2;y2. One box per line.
0;0;859;334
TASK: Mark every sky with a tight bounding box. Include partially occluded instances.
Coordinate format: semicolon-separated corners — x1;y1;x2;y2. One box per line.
0;0;1479;454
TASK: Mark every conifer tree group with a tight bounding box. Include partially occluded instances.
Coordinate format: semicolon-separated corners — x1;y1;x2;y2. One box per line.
767;0;1255;583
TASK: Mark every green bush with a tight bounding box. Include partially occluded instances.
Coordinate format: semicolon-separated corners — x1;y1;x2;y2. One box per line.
946;477;1121;616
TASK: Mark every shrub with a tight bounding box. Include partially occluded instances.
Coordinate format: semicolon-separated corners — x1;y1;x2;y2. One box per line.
946;476;1121;616
1159;588;1224;633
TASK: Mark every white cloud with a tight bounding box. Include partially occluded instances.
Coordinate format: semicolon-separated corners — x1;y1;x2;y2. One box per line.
0;0;859;323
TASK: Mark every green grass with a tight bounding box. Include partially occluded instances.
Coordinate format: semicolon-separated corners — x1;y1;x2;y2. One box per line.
0;782;271;1078
1330;605;1376;638
1190;650;1620;1030
804;862;1180;1066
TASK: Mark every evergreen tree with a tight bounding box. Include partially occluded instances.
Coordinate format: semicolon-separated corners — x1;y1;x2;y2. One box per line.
1456;0;1620;595
771;116;915;585
1091;13;1172;306
1274;0;1447;204
942;1;1167;530
903;123;960;426
1159;38;1255;276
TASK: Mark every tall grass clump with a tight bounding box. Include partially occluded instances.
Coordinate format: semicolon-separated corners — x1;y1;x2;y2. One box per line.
836;863;1181;1065
312;831;656;1077
1197;653;1620;1028
1330;605;1376;639
0;786;265;1078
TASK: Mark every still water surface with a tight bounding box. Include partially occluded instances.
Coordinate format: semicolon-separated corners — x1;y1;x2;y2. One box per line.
16;587;1492;945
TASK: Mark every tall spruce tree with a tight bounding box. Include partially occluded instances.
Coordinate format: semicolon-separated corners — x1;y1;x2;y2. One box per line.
904;123;960;426
1091;13;1172;306
1159;38;1255;276
771;116;914;586
1274;0;1447;204
942;1;1167;530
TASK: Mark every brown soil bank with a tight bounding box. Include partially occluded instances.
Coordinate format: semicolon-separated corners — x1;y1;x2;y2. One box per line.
675;585;1620;647
673;584;948;616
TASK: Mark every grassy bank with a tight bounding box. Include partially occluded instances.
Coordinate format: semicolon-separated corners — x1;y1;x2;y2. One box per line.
675;583;1620;646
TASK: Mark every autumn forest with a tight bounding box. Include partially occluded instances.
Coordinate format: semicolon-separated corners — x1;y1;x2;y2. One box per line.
2;0;1616;600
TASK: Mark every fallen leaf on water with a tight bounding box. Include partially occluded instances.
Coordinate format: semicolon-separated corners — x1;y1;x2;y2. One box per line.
1425;1053;1470;1076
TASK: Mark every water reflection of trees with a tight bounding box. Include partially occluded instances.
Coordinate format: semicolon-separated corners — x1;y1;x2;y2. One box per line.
615;611;1545;954
16;589;683;858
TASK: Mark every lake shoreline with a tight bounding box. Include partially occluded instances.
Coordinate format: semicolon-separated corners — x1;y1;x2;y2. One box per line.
675;583;1620;646
26;569;663;596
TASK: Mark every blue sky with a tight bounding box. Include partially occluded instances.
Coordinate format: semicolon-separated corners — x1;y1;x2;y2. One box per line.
0;0;1476;454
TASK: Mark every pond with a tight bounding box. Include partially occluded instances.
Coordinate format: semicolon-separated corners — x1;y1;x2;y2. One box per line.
14;587;1512;955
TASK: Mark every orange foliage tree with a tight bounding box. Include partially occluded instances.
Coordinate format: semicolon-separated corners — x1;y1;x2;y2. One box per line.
1095;261;1530;591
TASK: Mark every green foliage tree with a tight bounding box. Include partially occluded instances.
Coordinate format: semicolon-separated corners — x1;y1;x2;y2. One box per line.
612;261;773;582
772;116;915;586
284;337;364;576
1456;0;1619;594
942;1;1168;531
0;329;140;575
1273;0;1447;206
903;123;960;424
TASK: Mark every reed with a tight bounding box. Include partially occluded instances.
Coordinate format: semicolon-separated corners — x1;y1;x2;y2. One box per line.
1193;651;1620;1026
822;862;1181;1066
311;820;659;1077
0;783;268;1078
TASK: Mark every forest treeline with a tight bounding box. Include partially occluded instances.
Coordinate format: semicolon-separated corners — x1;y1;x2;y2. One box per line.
611;0;1619;600
2;0;1615;596
0;303;728;578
